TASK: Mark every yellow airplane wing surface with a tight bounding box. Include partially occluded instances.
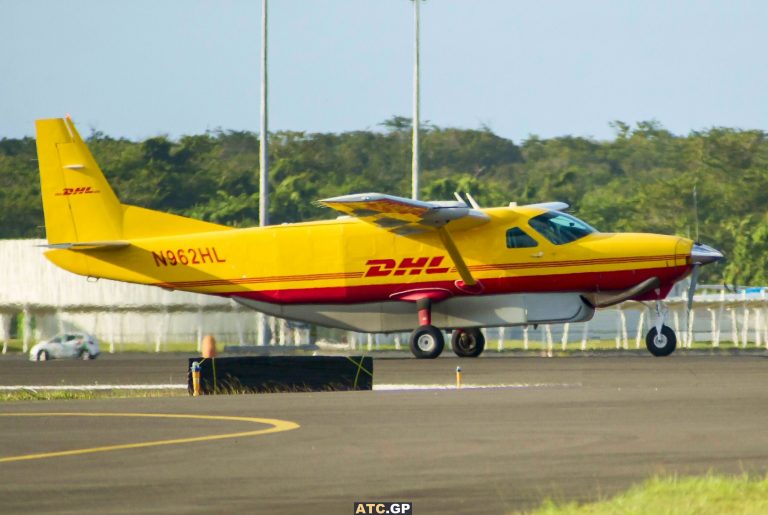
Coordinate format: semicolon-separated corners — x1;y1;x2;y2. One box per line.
320;193;490;288
319;193;490;235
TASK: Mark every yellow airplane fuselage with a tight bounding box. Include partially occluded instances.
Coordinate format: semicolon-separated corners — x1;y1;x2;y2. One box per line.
45;207;693;305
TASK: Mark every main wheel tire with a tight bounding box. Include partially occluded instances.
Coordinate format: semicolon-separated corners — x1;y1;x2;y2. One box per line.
37;350;48;362
80;350;91;360
409;325;445;359
645;325;677;357
451;328;486;357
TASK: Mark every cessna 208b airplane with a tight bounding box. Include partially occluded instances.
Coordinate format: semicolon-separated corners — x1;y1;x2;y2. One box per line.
35;117;724;358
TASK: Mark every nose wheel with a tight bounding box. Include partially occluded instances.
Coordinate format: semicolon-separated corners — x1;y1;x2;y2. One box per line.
646;325;677;356
645;300;677;356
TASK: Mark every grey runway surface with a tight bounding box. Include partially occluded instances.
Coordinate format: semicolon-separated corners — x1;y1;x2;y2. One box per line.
1;354;768;514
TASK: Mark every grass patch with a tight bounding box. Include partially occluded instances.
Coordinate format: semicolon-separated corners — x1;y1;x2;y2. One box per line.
2;337;756;356
522;472;768;515
356;338;752;353
109;342;200;353
0;389;188;402
0;339;201;355
1;383;360;401
485;339;750;353
1;339;24;354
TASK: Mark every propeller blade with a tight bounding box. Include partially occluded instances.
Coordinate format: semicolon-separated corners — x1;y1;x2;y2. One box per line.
687;264;701;313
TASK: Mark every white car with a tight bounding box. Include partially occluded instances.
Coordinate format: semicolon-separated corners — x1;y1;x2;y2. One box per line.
29;333;100;361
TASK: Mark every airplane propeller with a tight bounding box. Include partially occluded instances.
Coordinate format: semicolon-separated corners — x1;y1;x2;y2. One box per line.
686;243;725;339
686;263;701;314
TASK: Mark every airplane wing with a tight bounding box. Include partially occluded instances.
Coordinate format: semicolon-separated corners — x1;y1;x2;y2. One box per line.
319;193;490;236
320;193;490;290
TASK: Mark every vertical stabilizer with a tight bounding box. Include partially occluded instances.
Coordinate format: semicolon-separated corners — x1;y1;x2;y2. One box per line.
35;117;123;244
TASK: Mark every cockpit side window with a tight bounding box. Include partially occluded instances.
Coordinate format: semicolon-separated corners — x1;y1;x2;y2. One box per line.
528;211;597;245
506;227;538;249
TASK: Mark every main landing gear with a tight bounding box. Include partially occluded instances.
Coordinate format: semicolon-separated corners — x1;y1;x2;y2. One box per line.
451;329;485;358
408;298;486;359
645;300;677;357
409;324;444;359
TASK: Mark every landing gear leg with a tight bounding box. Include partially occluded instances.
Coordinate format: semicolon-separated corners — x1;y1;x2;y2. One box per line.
645;300;677;357
408;298;445;359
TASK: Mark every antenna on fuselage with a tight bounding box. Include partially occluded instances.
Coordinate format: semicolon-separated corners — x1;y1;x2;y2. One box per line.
453;191;481;209
693;183;700;243
464;192;480;209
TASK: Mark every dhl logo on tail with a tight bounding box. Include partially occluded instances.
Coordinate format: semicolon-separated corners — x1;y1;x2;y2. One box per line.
55;186;100;196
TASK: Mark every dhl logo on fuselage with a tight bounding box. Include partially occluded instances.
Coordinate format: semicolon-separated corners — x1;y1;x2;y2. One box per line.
55;186;100;196
365;256;449;277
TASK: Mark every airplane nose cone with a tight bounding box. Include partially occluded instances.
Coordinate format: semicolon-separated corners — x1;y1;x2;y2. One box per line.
691;243;724;265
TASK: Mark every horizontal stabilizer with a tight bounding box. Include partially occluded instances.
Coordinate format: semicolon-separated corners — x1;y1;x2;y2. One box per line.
41;241;130;251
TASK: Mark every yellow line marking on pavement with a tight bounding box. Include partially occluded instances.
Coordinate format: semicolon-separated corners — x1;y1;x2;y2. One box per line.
0;412;300;463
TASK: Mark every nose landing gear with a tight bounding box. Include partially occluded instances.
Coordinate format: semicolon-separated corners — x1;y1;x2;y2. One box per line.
645;300;677;356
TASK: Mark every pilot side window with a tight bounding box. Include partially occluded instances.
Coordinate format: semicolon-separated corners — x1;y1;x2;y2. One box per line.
528;211;597;245
506;227;538;249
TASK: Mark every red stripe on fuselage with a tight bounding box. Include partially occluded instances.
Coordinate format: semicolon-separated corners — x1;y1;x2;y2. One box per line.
154;271;364;289
153;254;682;291
467;254;678;272
216;265;690;304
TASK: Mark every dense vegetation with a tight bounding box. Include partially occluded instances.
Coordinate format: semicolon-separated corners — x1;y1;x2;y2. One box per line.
1;118;766;285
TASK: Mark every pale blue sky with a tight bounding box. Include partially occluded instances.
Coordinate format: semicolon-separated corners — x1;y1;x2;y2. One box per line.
3;0;767;141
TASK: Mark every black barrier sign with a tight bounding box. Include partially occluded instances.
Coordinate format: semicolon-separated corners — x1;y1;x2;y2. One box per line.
354;502;412;515
188;356;373;394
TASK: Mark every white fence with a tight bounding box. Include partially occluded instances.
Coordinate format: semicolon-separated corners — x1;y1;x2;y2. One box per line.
1;239;765;353
484;288;768;355
0;239;308;352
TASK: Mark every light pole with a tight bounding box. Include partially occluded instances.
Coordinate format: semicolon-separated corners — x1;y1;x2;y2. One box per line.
259;0;269;228
258;0;270;346
411;0;422;200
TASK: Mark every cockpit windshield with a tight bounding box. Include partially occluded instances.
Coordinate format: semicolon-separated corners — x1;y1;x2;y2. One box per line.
528;211;598;245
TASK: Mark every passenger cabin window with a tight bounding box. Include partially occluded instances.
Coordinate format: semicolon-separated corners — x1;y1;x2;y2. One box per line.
506;227;538;249
528;211;597;245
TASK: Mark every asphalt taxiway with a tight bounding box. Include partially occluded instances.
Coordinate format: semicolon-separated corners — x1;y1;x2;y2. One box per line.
1;354;767;514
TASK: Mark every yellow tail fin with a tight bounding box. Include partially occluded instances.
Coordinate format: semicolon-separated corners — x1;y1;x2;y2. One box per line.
35;117;230;245
36;117;123;244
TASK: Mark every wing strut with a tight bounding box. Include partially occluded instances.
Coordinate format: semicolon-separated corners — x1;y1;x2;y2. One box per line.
319;192;487;291
436;226;479;288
